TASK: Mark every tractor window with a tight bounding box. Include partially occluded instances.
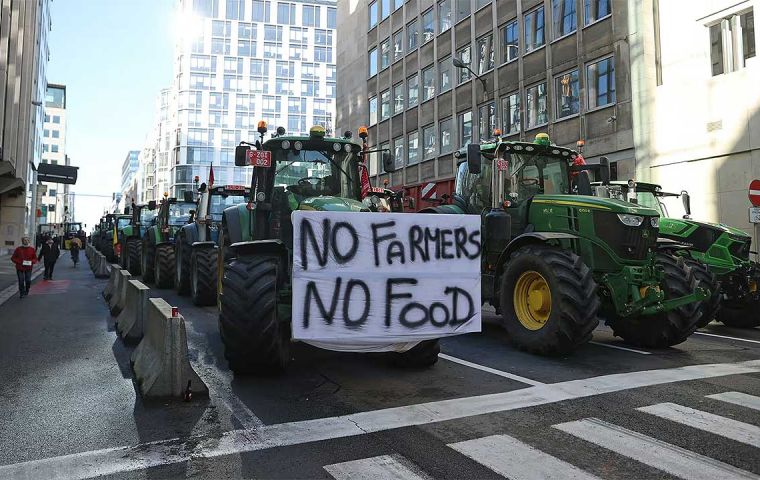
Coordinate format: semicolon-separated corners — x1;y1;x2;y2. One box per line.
117;218;131;229
506;153;570;201
209;194;246;220
66;223;81;233
140;209;155;224
455;161;491;213
273;149;360;200
636;191;666;216
168;202;195;226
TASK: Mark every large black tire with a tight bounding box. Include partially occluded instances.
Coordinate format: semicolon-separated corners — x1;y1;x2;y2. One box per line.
499;245;600;355
390;340;440;368
191;247;218;306
717;298;760;328
219;255;290;373
141;242;155;283
175;237;191;295
127;238;142;275
684;258;721;328
607;253;701;348
154;244;175;289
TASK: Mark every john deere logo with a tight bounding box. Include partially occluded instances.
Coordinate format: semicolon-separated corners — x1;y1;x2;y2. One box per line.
642;230;650;238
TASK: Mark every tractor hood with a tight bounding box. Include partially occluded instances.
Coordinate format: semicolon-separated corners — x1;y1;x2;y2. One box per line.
298;196;365;212
660;217;751;239
531;194;660;216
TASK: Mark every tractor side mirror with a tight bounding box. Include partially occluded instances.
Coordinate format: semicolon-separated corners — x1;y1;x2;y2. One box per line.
183;191;194;203
382;151;396;173
467;143;481;174
599;156;610;185
576;171;592;196
235;145;250;167
681;190;691;217
148;200;157;210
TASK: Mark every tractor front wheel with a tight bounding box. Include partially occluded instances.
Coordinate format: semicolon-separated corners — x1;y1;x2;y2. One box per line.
175;238;191;295
717;297;760;328
608;252;701;348
127;238;141;275
500;245;600;355
191;247;218;306
141;242;155;283
154;244;175;289
684;258;721;328
219;255;290;373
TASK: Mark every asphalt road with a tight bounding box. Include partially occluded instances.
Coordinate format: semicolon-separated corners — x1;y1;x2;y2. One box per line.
2;254;760;479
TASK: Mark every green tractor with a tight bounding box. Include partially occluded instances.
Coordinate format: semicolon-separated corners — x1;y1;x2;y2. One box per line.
597;181;758;328
175;183;250;305
217;124;439;373
97;214;120;263
141;196;195;288
117;202;157;274
421;134;708;354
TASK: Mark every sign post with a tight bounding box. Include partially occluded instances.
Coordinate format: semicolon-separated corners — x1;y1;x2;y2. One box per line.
750;180;760;261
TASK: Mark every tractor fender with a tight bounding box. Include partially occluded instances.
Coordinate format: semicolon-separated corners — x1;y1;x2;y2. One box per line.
230;239;288;259
494;232;580;278
191;241;216;249
180;223;200;245
222;205;246;244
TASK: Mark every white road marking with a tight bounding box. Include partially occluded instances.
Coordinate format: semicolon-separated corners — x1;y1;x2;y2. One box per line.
438;353;545;386
3;359;760;480
707;391;760;411
639;402;760;447
588;341;651;355
324;454;429;480
449;434;600;480
554;418;758;480
695;332;760;345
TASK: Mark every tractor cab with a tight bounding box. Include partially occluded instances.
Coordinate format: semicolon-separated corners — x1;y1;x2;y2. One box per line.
156;197;194;242
205;185;250;223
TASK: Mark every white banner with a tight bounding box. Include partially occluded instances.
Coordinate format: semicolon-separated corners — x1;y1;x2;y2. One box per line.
292;211;482;351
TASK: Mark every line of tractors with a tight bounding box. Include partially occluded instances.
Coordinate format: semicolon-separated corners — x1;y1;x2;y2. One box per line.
89;123;759;374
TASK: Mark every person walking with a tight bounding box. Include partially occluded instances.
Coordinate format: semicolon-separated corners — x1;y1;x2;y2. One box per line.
38;236;60;280
11;237;37;298
70;236;82;267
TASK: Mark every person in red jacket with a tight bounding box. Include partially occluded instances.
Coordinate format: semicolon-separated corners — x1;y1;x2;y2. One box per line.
11;237;37;298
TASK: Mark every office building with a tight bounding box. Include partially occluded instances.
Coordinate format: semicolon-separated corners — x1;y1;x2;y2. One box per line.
0;0;52;253
39;84;68;225
120;150;140;199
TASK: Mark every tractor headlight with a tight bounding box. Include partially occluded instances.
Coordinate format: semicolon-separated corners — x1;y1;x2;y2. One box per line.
281;140;291;149
344;143;352;153
650;217;660;228
617;213;644;227
332;142;342;152
256;191;266;201
294;141;303;150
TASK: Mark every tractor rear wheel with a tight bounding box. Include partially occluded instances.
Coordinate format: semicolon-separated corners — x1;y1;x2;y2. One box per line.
175;238;191;295
500;244;599;355
717;298;760;328
154;244;175;289
608;252;701;348
684;257;721;328
127;238;141;275
191;247;218;306
219;254;290;373
390;340;440;367
141;242;155;283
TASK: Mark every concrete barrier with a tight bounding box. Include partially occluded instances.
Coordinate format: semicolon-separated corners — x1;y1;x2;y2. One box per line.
103;264;122;301
94;253;110;279
109;269;132;316
116;280;151;343
131;298;208;398
88;246;96;270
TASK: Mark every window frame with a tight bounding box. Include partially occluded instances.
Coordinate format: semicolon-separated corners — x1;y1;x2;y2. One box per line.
551;0;578;42
439;117;454;154
583;0;612;27
553;68;581;120
585;55;616;111
368;47;378;77
524;5;546;54
501;92;521;135
501;19;520;64
525;81;549;129
422;124;437;160
422;65;436;102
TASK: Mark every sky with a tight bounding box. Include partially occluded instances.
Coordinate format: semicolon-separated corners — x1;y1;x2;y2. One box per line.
47;0;176;229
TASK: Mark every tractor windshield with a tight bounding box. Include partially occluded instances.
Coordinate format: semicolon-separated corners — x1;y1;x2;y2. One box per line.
116;218;131;230
66;223;81;233
273;148;360;199
505;153;570;201
140;208;155;224
168;202;195;226
209;193;246;220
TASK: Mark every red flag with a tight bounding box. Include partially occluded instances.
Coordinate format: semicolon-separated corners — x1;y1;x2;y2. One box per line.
208;163;215;187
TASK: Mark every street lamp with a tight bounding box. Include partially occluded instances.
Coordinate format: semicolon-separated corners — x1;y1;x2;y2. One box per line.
453;57;488;91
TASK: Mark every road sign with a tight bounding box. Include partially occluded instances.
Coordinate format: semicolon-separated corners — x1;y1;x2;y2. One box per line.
749;179;760;206
246;150;272;168
750;207;760;224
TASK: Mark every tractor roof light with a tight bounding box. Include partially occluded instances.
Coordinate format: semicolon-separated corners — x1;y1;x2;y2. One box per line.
534;133;551;145
281;140;291;149
163;192;169;198
257;121;268;134
493;128;502;137
358;126;369;139
310;125;326;138
276;126;286;136
332;142;342;152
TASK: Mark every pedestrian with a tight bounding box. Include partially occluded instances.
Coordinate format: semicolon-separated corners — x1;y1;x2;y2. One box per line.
38;236;60;280
11;237;37;298
70;236;82;267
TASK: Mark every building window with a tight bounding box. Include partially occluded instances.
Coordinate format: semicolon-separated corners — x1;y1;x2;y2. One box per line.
301;79;320;96
526;82;548;128
380;38;391;69
393;136;404;168
439;0;452;33
380;90;391;120
501;20;519;63
277;2;295;25
408;131;419;165
226;0;245;20
51;145;59;153
439;56;452;92
584;0;610;25
327;7;336;28
395;0;403;10
552;0;577;39
423;124;436;160
478;102;496;139
422;9;434;43
369;96;378;125
303;5;320;27
477;34;494;73
369;1;378;29
459;111;473;146
393;30;404;62
457;45;472;84
501;92;521;134
52;115;61;124
408;74;419;107
381;0;390;19
368;47;378;76
455;0;470;22
314;46;332;62
315;29;332;46
43;129;49;137
555;70;580;118
393;82;404;114
252;0;270;21
408;20;419;50
525;6;545;52
710;9;756;76
587;56;616;109
476;0;489;9
422;65;435;101
439;118;453;154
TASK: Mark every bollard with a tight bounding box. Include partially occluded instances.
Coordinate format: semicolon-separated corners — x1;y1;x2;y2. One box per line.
116;280;151;343
103;264;122;301
94;253;110;279
109;269;132;317
131;298;209;398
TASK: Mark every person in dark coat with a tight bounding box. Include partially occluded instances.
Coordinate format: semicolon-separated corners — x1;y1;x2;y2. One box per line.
38;236;60;280
11;237;38;298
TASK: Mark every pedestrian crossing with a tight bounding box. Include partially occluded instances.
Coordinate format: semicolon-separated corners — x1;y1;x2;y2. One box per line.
323;391;760;480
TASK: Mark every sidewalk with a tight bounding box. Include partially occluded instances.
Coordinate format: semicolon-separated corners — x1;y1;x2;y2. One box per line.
0;253;44;305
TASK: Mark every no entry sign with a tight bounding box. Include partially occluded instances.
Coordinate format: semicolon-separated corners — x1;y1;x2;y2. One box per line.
750;180;760;207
